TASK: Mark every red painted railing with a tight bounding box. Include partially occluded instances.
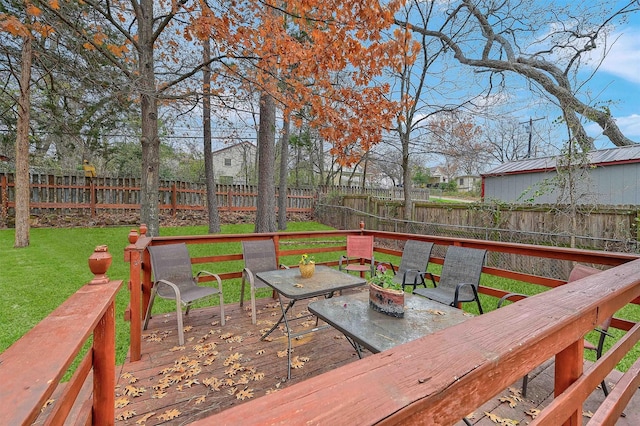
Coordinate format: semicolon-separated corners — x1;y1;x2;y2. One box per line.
0;247;121;425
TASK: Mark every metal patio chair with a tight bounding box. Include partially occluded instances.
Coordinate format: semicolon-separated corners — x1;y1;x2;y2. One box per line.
338;235;375;277
241;240;289;325
497;264;613;398
413;245;486;313
143;243;225;345
380;240;434;291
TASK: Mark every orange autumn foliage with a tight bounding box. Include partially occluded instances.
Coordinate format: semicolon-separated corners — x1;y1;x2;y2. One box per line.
189;0;417;165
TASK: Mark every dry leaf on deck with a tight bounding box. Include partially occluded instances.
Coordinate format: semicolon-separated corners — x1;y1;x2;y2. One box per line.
115;397;130;408
183;325;193;332
157;409;181;421
41;399;54;412
484;412;519;425
236;388;254;400
195;395;206;404
525;408;540;419
123;385;146;397
256;349;265;355
223;352;242;366
583;410;594;418
427;309;446;315
136;412;155;424
169;345;185;352
498;395;518;408
152;390;167;399
252;372;265;381
294;283;304;288
219;332;233;340
117;410;136;420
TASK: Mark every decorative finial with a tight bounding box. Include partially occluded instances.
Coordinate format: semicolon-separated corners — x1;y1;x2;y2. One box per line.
88;245;112;285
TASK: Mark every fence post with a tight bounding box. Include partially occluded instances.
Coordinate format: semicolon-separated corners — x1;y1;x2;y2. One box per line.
171;183;177;217
90;180;96;218
228;189;233;211
1;174;7;223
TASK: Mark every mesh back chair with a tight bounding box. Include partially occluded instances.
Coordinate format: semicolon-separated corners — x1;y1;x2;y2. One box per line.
382;240;434;291
497;264;613;398
143;243;225;345
338;235;375;277
413;246;486;314
241;240;288;325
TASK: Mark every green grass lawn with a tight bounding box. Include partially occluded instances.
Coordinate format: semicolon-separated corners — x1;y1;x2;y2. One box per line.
2;223;637;372
0;221;336;367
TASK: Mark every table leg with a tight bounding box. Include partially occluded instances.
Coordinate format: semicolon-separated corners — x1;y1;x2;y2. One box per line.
260;297;295;341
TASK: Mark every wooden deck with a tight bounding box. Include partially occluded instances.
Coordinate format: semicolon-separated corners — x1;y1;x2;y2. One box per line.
115;288;640;425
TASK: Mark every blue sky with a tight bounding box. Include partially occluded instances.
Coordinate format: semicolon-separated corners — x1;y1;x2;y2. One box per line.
583;21;640;147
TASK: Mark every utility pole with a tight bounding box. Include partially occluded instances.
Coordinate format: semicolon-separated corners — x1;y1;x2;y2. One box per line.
522;117;545;158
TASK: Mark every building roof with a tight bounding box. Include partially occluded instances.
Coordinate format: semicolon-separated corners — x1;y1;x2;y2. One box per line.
483;144;640;177
211;141;256;155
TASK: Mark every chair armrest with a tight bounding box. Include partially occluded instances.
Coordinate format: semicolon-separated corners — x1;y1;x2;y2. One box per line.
453;282;479;305
196;270;223;291
156;279;182;298
338;255;348;270
420;271;436;287
497;292;528;308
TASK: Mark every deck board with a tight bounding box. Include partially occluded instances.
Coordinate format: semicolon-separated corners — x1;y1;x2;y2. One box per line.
115;288;639;425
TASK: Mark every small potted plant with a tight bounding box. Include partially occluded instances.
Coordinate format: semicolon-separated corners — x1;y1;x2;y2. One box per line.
299;253;315;278
369;264;405;317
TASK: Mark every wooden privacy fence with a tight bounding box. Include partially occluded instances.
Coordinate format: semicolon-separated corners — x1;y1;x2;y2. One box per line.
0;173;316;219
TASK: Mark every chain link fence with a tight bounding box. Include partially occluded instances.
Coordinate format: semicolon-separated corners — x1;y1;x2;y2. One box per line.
315;203;640;281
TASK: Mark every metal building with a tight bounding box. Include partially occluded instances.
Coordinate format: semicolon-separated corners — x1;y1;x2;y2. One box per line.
482;145;640;205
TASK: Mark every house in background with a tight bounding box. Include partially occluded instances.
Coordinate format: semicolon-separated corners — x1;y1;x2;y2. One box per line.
481;145;640;205
211;141;256;185
456;175;481;192
428;166;479;192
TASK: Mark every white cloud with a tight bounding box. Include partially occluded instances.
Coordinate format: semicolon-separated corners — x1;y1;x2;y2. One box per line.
597;30;640;84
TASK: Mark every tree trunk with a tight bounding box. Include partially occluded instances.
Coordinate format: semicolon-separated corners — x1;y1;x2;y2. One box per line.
138;0;160;237
255;92;277;233
278;114;290;231
203;39;220;233
14;30;32;248
401;131;413;221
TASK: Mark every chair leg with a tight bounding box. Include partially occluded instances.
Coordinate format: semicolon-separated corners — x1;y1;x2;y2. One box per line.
522;374;529;398
239;277;246;307
176;299;185;346
143;289;157;331
250;286;257;325
218;293;225;326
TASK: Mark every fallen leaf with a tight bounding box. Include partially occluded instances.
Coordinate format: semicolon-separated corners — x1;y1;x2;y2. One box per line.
184;325;193;332
117;410;136;420
115;397;130;408
294;283;304;288
236;388;254;400
157;408;181;421
223;352;243;366
256;349;265;355
195;395;206;404
152;390;167;399
427;309;446;315
525;408;540;419
169;345;185;352
123;385;146;397
41;399;54;412
252;372;265;381
583;410;594;418
136;412;155;424
484;412;519;425
499;396;518;408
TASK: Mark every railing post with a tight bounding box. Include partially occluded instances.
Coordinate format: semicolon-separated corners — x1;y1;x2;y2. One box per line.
555;339;584;425
88;245;115;424
125;227;143;361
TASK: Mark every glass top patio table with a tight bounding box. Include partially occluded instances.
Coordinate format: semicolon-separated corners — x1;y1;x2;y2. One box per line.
256;265;367;379
308;291;473;355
